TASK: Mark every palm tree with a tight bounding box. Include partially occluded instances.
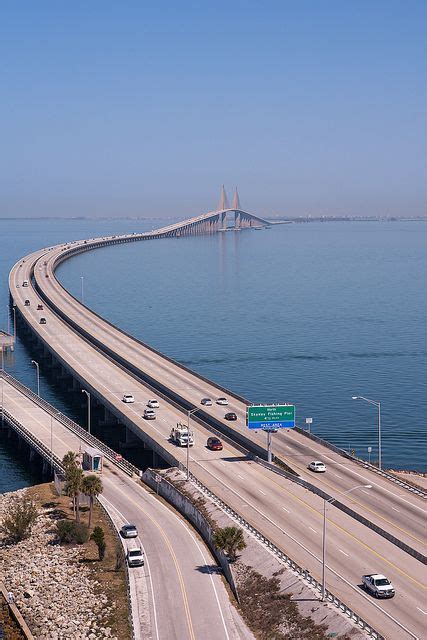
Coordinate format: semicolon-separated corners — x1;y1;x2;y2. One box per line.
65;465;84;522
62;451;78;470
81;475;103;527
213;526;246;562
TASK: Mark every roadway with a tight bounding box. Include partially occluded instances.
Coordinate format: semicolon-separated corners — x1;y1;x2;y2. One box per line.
26;238;426;558
1;377;253;640
8;250;427;639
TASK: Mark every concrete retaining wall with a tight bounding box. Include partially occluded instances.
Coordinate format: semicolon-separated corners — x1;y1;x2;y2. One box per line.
142;468;239;601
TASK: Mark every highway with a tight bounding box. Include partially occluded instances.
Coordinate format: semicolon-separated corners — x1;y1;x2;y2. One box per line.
8;245;427;639
28;237;426;559
1;377;253;640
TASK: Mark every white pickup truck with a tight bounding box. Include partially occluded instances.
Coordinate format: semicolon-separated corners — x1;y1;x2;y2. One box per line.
362;574;395;598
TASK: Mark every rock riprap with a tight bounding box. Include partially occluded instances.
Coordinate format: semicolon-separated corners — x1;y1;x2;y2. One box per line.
0;488;117;640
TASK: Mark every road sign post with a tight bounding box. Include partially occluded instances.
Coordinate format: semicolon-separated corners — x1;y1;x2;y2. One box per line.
246;404;295;430
305;417;313;433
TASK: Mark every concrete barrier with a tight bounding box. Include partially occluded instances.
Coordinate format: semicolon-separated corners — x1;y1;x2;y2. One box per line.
142;468;240;601
0;581;34;639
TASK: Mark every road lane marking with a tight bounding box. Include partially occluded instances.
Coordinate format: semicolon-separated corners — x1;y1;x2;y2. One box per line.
391;507;400;512
194;457;427;591
193;459;422;639
258;489;266;495
281;507;290;513
309;527;317;534
416;607;427;615
238;474;245;480
338;549;349;557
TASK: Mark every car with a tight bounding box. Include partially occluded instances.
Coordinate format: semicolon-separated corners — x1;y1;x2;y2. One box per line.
147;399;159;408
216;397;228;406
127;547;144;567
263;427;278;433
24;299;30;306
122;393;135;403
37;304;43;310
120;524;138;538
39;317;47;325
207;437;223;451
201;398;213;406
16;284;20;288
22;281;29;287
308;461;326;473
225;412;237;421
143;409;156;420
362;574;395;598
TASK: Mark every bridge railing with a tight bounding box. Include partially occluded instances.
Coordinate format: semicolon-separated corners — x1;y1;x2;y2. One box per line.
0;371;141;478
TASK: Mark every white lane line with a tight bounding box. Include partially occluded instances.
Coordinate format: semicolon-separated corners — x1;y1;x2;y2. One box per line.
338;549;349;557
309;527;317;534
361;490;371;495
416;607;427;615
237;474;245;480
391;507;400;512
258;489;266;495
332;473;342;478
281;507;290;513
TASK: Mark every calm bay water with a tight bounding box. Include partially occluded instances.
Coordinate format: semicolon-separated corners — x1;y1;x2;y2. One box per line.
1;218;426;491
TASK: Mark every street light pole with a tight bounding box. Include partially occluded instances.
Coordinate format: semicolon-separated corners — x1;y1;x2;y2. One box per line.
352;396;382;470
80;276;84;304
321;484;371;601
82;389;91;435
186;408;198;481
31;360;40;396
12;306;16;342
1;346;3;427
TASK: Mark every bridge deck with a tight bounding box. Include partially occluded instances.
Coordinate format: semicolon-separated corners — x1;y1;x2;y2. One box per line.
0;374;250;640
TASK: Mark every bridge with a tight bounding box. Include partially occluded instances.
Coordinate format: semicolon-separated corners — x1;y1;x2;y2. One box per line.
4;207;427;640
149;187;272;238
0;370;250;640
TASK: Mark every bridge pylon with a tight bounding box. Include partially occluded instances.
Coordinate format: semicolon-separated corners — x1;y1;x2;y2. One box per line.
232;187;240;211
218;185;229;211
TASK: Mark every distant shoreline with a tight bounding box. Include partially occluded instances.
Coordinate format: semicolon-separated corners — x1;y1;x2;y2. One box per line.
0;215;426;222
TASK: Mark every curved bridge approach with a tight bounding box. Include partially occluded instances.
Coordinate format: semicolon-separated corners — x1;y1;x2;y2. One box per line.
7;208;427;640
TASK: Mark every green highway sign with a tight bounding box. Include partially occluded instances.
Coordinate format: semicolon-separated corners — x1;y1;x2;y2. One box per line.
246;404;295;430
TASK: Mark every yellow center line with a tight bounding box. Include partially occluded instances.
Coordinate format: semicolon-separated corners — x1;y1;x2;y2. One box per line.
5;389;196;640
277;451;426;546
251;462;427;590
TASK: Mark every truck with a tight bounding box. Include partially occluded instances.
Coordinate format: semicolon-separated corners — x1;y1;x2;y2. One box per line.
362;574;395;598
170;423;194;447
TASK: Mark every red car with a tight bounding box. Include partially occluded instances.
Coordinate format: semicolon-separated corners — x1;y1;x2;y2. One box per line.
207;437;223;451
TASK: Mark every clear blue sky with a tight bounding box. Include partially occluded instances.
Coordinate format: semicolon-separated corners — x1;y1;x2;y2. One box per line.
1;1;426;218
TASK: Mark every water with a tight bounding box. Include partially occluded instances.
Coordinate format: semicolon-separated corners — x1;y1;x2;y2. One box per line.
1;219;426;487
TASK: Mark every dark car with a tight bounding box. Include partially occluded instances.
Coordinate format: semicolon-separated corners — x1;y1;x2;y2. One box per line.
207;437;223;451
120;524;138;538
39;317;47;325
225;412;237;421
37;304;43;310
201;398;213;406
24;299;30;306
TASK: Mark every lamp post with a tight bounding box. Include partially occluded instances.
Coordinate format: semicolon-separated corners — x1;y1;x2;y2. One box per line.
7;305;10;335
31;360;40;396
82;389;91;435
12;306;16;342
186;408;198;481
50;410;61;472
321;484;371;601
352;396;382;470
80;276;84;304
1;346;3;427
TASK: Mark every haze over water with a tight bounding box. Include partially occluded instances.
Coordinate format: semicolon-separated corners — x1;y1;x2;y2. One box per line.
1;218;426;491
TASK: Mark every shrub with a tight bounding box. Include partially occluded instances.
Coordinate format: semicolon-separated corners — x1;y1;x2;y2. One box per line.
56;519;89;544
0;496;38;542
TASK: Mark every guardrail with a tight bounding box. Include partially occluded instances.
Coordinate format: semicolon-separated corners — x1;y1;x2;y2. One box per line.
295;427;427;499
0;370;141;478
255;457;426;565
179;464;386;640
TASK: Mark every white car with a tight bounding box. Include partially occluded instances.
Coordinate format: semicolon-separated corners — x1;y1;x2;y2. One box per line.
122;394;135;403
120;524;138;538
308;461;326;473
147;399;159;408
144;409;156;420
127;547;144;567
216;397;229;406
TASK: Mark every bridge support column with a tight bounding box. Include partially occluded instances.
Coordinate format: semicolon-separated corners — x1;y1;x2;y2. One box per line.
234;211;241;229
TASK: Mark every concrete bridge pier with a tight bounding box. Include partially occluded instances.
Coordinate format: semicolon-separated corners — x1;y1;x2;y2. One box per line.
234;210;241;229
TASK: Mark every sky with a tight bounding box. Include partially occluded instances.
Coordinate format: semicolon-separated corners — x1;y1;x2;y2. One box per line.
1;1;426;218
